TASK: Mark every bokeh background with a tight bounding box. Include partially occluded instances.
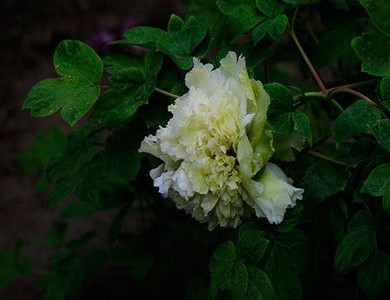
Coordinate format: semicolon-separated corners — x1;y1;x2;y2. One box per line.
0;1;183;298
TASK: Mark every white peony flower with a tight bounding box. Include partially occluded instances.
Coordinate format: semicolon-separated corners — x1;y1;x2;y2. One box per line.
139;52;303;229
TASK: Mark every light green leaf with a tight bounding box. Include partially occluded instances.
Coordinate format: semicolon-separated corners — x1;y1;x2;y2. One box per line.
335;225;376;274
24;40;103;126
333;99;381;143
352;31;390;77
361;163;390;196
358;0;390;38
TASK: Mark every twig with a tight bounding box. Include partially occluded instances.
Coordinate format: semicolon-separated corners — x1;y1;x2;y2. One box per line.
154;87;179;98
329;86;377;106
308;150;353;168
289;29;328;95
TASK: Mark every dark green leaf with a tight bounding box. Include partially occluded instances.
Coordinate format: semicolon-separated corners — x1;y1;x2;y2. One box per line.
352;31;390;77
253;21;269;44
313;23;357;68
256;0;285;18
265;242;302;300
209;241;236;298
333;100;381;143
358;0;390;38
236;230;270;264
0;250;32;290
264;83;294;135
230;261;248;300
17;127;66;175
361;163;390;196
357;250;390;299
103;123;143;185
293;112;312;145
268;15;288;41
81;250;106;276
45;223;67;246
92;69;155;127
217;0;263;33
380;75;390;100
376;119;390;153
24;40;103;126
247;267;276;300
335;225;376;274
108;204;131;245
347;210;374;232
301;161;350;203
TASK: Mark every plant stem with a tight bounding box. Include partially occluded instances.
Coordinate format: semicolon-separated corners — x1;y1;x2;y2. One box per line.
288;29;328;95
308;150;352;168
329;86;377;106
154;87;179;98
293;91;344;114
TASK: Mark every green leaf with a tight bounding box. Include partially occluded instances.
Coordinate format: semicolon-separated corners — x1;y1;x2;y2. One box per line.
357;250;390;299
92;68;156;127
333;100;381;143
301;161;350;203
265;241;302;300
103;123;142;185
16;127;66;175
236;229;269;264
24;40;103;126
293;112;312;145
361;163;390;196
0;250;32;290
124;16;208;70
209;241;236;298
380;75;390;100
247;267;276;300
352;31;390;77
230;261;248;300
264;83;294;135
347;210;374;232
61;201;101;219
313;23;357;68
217;0;263;33
268;14;288;41
45;222;67;246
109;242;153;279
334;225;376;274
256;0;285;18
376;119;390;153
107;204;131;246
358;0;390;38
384;188;390;215
252;21;269;44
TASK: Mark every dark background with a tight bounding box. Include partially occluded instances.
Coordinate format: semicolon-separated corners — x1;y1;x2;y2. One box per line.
0;1;183;298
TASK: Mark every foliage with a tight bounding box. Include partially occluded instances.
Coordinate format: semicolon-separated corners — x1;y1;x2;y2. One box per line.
2;0;390;299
